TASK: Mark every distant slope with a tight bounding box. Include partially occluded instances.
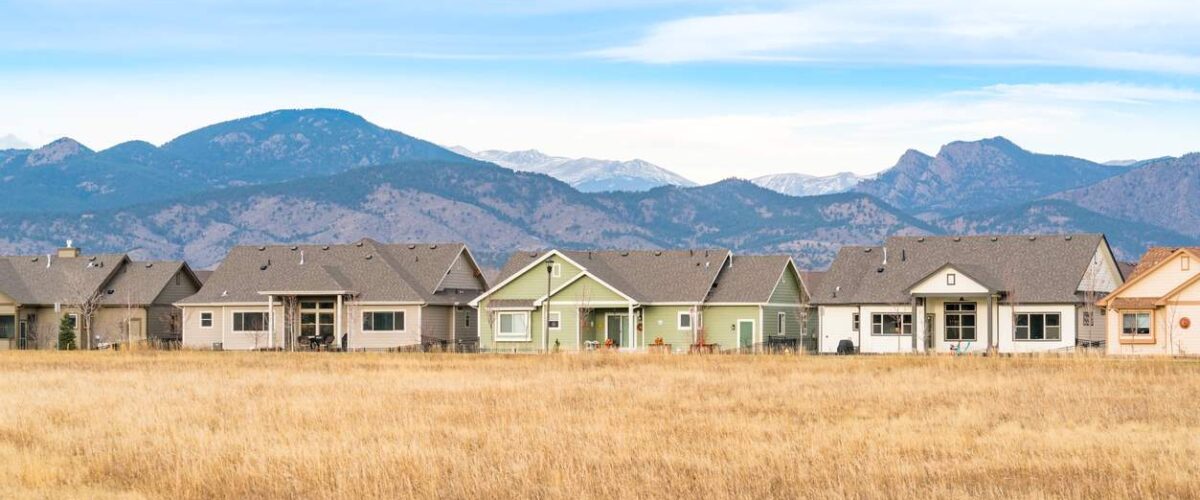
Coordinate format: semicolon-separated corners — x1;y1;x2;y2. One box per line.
751;172;865;196
452;146;695;192
936;199;1198;261
0;165;932;270
856;137;1127;215
1051;154;1200;238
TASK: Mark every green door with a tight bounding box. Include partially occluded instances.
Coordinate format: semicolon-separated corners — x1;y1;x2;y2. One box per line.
738;320;754;349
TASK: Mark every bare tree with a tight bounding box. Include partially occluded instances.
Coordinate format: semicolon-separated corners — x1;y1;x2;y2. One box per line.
61;271;106;350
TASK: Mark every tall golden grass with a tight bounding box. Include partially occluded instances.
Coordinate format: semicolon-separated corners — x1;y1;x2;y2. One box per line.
0;351;1197;499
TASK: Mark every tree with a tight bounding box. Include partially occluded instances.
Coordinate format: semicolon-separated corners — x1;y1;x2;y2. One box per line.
58;314;76;350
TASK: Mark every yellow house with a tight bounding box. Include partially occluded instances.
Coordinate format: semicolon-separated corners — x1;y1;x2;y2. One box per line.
1098;247;1200;355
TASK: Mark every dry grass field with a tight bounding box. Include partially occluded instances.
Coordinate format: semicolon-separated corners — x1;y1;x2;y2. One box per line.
0;352;1198;499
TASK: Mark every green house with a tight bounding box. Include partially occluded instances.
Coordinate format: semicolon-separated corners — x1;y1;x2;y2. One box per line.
471;249;812;353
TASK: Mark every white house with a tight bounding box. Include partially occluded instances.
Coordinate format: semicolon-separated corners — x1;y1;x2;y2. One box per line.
810;234;1123;354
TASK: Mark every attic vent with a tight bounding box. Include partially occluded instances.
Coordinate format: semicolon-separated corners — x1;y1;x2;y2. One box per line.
221;290;229;297
620;251;629;257
260;264;268;271
30;257;37;262
429;244;438;249
322;245;330;251
290;246;298;251
106;289;114;295
864;248;872;253
88;256;97;262
365;255;373;260
258;246;266;251
1028;236;1037;241
1065;235;1073;241
145;263;154;268
877;267;885;273
833;285;840;298
990;236;998;242
408;244;416;250
654;251;662;256
917;237;925;243
953;236;961;242
356;241;364;247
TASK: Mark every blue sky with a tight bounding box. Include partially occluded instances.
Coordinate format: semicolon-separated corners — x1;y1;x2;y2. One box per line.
3;0;1200;181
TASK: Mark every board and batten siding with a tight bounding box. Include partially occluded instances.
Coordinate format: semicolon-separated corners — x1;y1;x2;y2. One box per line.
147;268;201;339
440;253;486;290
420;305;452;343
452;306;478;342
763;268;806;340
479;264;626;352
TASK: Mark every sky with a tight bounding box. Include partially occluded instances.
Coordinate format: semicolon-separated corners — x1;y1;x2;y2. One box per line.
3;0;1200;182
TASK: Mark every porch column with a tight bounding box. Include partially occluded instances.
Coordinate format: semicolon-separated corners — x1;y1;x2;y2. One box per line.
267;295;275;349
336;294;344;351
911;296;919;353
628;304;636;350
986;295;994;352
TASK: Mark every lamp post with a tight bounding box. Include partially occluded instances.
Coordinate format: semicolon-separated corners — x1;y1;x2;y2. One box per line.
545;259;555;353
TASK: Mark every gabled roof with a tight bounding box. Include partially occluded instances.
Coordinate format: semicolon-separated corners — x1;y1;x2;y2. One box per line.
904;262;1002;293
493;248;731;303
178;240;484;305
707;255;799;303
101;261;199;305
1098;247;1200;307
812;234;1109;305
0;253;127;305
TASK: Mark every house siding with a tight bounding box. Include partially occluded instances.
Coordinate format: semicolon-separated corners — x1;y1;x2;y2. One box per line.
643;305;696;351
147;269;201;340
452;306;478;343
479;268;630;353
420;305;452;343
440;253;486;290
701;305;760;350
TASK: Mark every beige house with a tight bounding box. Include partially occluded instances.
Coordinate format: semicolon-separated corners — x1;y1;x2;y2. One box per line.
1098;247;1200;355
0;244;201;350
176;239;487;351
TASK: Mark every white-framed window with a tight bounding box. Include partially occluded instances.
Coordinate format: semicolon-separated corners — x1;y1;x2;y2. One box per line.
496;311;530;341
777;312;786;335
677;311;693;330
871;313;912;336
232;312;268;332
1015;312;1061;341
199;311;213;328
547;311;561;330
852;313;860;332
66;313;79;331
1121;312;1151;336
944;302;977;341
946;273;957;286
550;262;562;278
362;311;406;332
1081;310;1094;327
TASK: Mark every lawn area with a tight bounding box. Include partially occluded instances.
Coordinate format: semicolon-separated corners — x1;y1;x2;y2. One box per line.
0;352;1197;499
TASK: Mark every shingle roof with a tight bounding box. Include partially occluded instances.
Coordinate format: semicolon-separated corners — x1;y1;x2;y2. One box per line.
178;240;483;305
812;234;1108;305
1127;247;1200;281
496;249;731;303
799;271;825;296
101;261;195;305
0;253;127;305
707;255;795;303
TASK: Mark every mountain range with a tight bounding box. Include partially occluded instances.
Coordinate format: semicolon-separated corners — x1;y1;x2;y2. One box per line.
0;108;1195;270
449;146;695;192
751;172;867;197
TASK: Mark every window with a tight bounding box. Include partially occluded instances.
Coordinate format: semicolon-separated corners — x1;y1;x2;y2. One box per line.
66;314;79;331
548;311;561;330
1081;310;1094;327
362;311;406;332
232;312;268;332
944;302;976;341
777;312;786;335
946;273;957;286
678;312;693;330
496;312;530;341
871;313;912;335
852;313;860;332
200;312;213;328
550;262;562;278
1015;313;1061;341
0;315;13;340
1122;312;1151;336
465;314;471;328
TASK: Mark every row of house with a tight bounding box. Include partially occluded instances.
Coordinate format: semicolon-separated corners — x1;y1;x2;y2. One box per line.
4;234;1199;356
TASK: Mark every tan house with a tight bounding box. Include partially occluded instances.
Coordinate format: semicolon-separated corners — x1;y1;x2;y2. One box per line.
1098;247;1200;355
176;239;487;351
0;244;202;350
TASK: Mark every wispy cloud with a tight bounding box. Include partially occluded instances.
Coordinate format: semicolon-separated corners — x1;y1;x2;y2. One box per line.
595;1;1200;74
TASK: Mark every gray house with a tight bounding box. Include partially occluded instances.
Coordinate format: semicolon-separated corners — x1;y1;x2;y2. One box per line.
811;234;1123;354
177;239;487;351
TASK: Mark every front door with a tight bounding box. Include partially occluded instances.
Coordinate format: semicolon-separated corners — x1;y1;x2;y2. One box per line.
738;320;754;350
17;320;28;350
128;318;143;342
606;314;629;347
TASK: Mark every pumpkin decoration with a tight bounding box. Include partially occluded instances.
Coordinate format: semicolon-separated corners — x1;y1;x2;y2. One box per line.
1181;317;1192;329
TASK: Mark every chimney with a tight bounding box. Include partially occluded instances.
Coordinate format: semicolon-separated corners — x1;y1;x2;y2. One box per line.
57;239;80;259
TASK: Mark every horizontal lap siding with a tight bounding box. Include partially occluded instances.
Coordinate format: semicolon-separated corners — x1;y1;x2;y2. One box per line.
453;307;478;342
352;305;421;350
643;306;694;351
421;306;452;343
700;306;759;350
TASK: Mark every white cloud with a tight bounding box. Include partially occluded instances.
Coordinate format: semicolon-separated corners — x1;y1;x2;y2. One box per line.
596;1;1200;74
966;82;1200;104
